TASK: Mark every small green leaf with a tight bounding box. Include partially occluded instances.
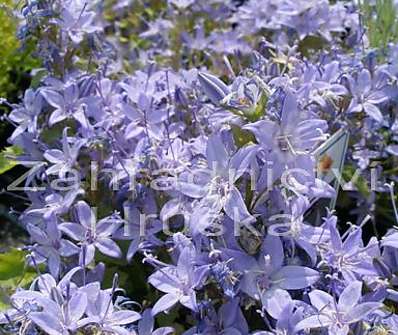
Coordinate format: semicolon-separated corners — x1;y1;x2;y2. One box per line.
0;271;37;288
251;92;268;121
231;125;256;148
342;165;370;197
0;146;22;175
0;249;36;311
30;68;48;89
0;248;26;281
0;270;36;312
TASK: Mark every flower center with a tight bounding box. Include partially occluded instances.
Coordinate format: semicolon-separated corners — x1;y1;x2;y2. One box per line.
276;134;294;153
256;273;271;291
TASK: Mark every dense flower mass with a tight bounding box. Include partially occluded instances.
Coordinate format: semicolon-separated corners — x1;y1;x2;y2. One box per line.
1;0;398;334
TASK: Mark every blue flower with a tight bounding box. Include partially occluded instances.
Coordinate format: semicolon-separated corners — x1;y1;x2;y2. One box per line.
295;281;382;335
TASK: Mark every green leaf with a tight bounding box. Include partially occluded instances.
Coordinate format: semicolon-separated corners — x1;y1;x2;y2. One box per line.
361;0;398;52
0;249;37;311
245;92;268;122
342;165;370;197
0;146;22;175
0;249;26;281
30;68;48;89
298;35;327;57
0;0;38;98
231;125;256;148
0;271;37;288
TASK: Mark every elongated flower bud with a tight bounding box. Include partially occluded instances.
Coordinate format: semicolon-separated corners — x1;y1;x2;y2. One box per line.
198;72;230;105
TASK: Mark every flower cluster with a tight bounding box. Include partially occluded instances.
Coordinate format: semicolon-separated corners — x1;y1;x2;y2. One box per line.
2;0;398;334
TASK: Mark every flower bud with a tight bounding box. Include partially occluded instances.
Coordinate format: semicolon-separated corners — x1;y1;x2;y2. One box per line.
198;72;230;105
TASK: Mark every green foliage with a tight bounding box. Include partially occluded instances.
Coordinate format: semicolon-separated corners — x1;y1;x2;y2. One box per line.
102;0;248;72
0;248;28;281
102;0;167;71
247;92;268;122
0;145;22;175
298;35;328;57
0;0;38;99
0;249;36;311
231;125;256;148
342;164;371;197
361;0;398;51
